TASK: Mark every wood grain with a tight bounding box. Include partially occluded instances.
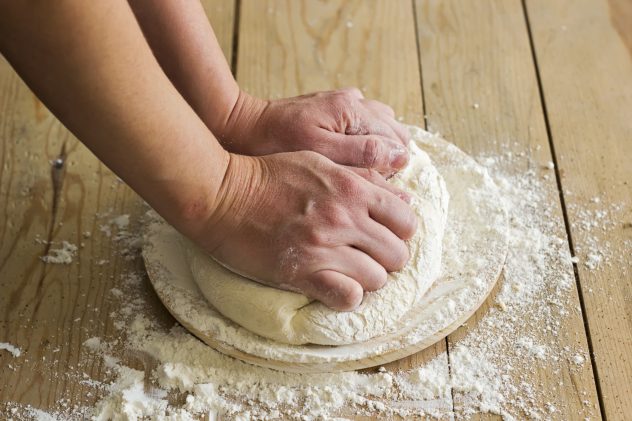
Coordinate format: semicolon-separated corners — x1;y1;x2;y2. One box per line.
236;0;450;415
200;0;236;66
415;0;600;418
0;53;147;411
0;0;627;418
0;0;235;415
526;0;632;418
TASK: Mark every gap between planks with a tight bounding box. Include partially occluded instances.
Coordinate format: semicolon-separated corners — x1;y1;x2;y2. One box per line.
520;1;607;419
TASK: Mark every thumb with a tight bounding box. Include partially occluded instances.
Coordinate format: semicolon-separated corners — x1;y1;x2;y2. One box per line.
317;133;409;172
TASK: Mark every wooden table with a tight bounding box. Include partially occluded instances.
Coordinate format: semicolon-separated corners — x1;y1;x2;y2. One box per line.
1;0;630;419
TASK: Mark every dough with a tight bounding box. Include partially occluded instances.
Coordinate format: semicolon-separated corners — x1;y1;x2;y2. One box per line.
185;141;449;345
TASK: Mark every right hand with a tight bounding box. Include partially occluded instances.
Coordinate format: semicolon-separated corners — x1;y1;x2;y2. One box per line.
191;151;417;311
217;89;411;176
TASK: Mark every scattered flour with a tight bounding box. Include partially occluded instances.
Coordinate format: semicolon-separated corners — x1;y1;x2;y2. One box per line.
0;342;21;358
5;137;626;420
110;214;130;230
516;337;548;360
40;241;77;264
572;354;586;365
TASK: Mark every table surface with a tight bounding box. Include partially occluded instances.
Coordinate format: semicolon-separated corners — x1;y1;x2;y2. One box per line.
0;0;630;419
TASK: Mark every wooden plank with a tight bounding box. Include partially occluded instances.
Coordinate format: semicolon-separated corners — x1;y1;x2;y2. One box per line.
237;0;451;415
526;0;632;418
201;0;236;64
415;0;600;418
237;0;425;123
0;1;235;414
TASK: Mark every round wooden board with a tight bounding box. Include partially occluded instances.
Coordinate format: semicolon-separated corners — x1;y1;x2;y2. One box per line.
142;128;509;373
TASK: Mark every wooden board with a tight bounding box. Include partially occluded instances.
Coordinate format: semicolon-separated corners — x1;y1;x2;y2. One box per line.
415;0;600;418
526;0;632;417
142;129;508;373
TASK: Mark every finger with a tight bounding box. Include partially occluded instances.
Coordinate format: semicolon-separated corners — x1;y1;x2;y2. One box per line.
368;112;409;148
318;132;409;171
353;219;410;272
385;119;410;147
368;188;418;240
359;100;410;147
355;112;400;140
347;167;412;203
302;270;364;311
327;246;388;292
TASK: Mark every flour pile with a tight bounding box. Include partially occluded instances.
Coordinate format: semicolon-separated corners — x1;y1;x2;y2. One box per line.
4;136;624;420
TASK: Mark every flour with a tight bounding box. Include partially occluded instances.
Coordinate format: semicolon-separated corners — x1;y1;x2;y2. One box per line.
5;131;623;420
110;214;130;230
516;337;548;360
0;342;21;358
40;240;77;264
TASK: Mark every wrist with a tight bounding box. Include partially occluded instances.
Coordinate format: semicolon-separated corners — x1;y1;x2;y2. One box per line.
216;90;269;153
189;152;267;252
163;146;230;237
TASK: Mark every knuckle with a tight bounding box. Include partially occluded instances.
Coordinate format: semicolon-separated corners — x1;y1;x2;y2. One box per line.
361;168;382;183
332;93;351;109
335;87;361;104
337;171;361;193
346;87;363;98
351;167;371;181
369;169;387;184
304;224;327;246
361;138;382;168
338;87;355;95
374;192;387;208
325;205;349;227
297;149;325;163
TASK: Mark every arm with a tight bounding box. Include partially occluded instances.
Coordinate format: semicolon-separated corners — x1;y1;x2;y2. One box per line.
127;0;243;139
0;0;227;239
129;0;411;173
0;0;416;310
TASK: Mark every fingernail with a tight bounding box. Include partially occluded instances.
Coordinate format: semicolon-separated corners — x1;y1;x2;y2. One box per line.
389;145;409;169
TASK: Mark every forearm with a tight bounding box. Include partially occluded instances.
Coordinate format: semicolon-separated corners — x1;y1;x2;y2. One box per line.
0;0;229;235
128;0;261;144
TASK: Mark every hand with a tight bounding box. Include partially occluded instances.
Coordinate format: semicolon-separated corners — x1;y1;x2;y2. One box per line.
218;88;411;174
191;151;417;311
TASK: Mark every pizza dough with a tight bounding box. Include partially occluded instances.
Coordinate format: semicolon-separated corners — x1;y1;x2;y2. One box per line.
184;141;450;345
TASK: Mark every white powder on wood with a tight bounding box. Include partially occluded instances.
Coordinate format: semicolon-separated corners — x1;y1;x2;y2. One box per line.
40;241;77;264
6;137;625;420
0;342;21;358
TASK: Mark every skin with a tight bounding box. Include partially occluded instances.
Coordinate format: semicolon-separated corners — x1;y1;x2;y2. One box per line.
0;0;417;311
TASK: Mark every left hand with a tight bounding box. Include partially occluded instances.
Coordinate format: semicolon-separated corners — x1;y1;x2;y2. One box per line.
216;88;411;173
